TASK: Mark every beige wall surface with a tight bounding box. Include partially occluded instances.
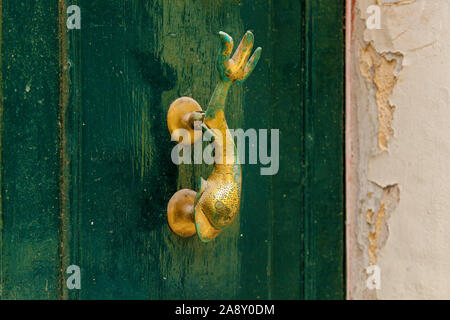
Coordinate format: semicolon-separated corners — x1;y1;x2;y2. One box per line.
348;0;450;299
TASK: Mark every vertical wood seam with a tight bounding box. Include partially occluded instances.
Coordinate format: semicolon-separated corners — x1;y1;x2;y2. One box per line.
0;0;3;299
267;0;274;301
302;0;313;299
58;0;70;300
302;0;346;299
68;0;82;300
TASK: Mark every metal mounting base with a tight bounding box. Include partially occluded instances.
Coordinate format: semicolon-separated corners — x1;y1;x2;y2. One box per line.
167;97;203;145
167;189;197;238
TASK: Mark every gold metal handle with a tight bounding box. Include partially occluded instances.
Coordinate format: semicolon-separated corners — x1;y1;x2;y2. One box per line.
167;30;262;242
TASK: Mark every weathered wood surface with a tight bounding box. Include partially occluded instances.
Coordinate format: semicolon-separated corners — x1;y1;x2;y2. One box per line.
0;0;344;299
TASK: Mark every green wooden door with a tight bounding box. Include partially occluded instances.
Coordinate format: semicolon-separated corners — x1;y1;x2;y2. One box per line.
0;0;344;300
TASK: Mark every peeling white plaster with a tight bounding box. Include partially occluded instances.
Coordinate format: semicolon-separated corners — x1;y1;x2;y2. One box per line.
349;0;450;299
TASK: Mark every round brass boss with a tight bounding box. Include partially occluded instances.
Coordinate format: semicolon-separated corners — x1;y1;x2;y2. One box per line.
167;97;202;145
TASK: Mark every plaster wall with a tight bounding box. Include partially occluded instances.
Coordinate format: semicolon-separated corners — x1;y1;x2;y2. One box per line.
348;0;450;299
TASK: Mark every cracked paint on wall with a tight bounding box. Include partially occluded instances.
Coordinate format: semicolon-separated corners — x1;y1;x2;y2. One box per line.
367;184;399;264
359;44;403;150
348;0;450;299
377;0;415;6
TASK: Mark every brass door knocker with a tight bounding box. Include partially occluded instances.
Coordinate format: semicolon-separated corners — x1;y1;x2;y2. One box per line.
167;30;261;242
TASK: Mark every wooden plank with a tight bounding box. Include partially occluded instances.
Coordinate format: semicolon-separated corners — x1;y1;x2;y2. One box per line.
237;0;273;300
0;1;61;299
239;0;305;300
69;0;246;299
267;0;305;300
240;0;345;300
304;0;345;299
149;0;245;300
60;0;81;301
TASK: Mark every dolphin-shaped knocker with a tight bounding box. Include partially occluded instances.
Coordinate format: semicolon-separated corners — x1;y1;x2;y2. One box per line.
167;30;262;242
